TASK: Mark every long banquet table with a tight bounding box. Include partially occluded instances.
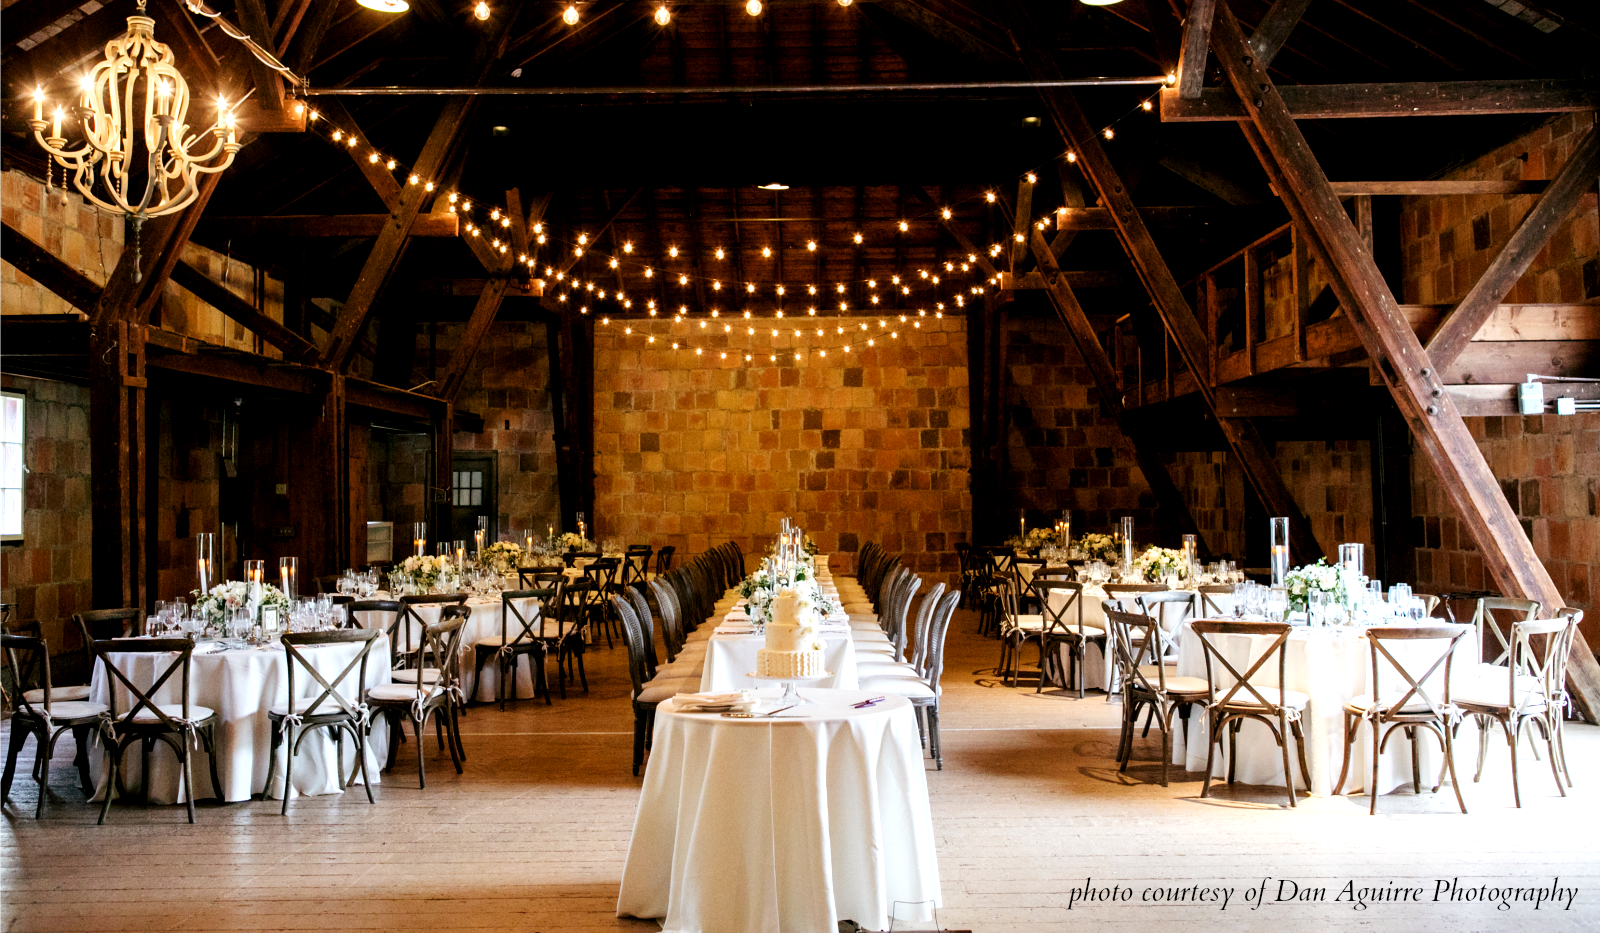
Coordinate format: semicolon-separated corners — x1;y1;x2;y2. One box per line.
1169;621;1479;796
617;686;941;933
89;635;392;803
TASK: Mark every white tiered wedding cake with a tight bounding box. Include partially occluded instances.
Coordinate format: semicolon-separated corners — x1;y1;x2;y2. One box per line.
756;588;825;678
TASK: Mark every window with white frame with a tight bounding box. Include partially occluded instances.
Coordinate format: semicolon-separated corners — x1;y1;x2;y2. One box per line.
1;392;23;541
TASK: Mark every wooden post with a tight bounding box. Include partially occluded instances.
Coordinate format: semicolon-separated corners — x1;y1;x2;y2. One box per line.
89;321;147;610
1175;0;1215;99
1209;0;1599;721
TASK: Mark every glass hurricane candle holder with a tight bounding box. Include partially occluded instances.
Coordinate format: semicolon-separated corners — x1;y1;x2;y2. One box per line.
279;556;298;601
195;533;215;594
413;521;427;558
1270;517;1290;587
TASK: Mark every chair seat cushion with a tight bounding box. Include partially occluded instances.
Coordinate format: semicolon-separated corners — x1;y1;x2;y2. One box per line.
1130;667;1208;695
473;636;538;650
20;699;107;721
1451;666;1546;710
1344;693;1447;715
268;700;355;718
125;703;216;723
1009;614;1046;632
637;682;688;704
1217;685;1309;710
23;685;92;704
391;667;442;683
853;642;896;655
1048;625;1105;640
857;674;936;699
366;683;444;704
856;661;917;679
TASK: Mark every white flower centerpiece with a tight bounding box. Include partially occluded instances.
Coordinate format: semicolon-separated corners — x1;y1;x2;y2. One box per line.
480;541;525;576
392;554;459;595
1079;533;1118;562
192;580;290;629
1133;545;1190;585
736;552;841;628
1284;558;1369;613
1005;527;1059;551
555;531;597;553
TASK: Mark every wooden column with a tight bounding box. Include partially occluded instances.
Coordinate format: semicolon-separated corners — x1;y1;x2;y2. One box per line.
545;304;596;533
89;321;148;610
309;374;350;574
430;400;455;545
1209;0;1599;721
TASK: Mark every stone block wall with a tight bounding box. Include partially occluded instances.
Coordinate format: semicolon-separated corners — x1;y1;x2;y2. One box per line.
1401;112;1598;305
0;170;122;315
592;315;971;581
1399;115;1600;648
438;317;560;536
1004;312;1159;540
0;374;93;653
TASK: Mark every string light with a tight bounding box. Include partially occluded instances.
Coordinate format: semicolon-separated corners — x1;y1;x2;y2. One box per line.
473;1;490;20
715;246;725;259
1104;127;1114;139
746;0;761;14
654;5;671;25
668;245;678;257
563;4;579;25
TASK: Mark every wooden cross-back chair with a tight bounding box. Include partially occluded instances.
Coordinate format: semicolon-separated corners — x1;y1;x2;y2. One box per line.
2;634;107;817
582;557;622;648
394;594;467;684
1190;620;1313;809
1106;608;1208;787
1332;624;1471;815
1458;612;1580;807
365;607;469;788
1031;580;1097;697
262;628;382;814
469;589;552;710
93;637;223;824
1472;596;1540;669
1197;584;1234;618
622;545;654;588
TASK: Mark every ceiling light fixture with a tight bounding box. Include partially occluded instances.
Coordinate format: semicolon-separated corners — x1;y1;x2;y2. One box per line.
356;0;409;11
473;1;490;20
745;0;762;15
759;182;788;190
29;1;241;276
654;5;671;25
562;4;579;25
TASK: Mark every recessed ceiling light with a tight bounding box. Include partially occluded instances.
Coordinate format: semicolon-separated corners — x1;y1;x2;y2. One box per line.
1022;115;1041;125
1079;0;1123;5
759;182;789;190
492;125;509;136
357;0;409;11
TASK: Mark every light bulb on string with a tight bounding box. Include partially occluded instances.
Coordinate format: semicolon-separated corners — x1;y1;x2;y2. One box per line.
1026;172;1037;183
1103;127;1114;140
1142;100;1153;111
473;1;490;20
853;232;863;244
985;191;996;202
745;0;761;14
563;4;579;25
668;245;678;257
623;241;633;253
762;246;771;258
715;246;725;259
654;5;671;25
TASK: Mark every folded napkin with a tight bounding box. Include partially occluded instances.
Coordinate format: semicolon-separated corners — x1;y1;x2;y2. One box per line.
673;691;757;713
717;625;758;635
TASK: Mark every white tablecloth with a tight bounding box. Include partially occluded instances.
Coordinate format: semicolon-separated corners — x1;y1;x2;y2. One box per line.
698;627;859;692
89;636;391;803
355;595;541;703
1172;623;1478;796
1040;587;1232;694
618;687;941;933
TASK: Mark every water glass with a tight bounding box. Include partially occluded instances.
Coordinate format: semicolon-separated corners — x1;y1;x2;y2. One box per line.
1308;591;1328;627
1266;588;1288;624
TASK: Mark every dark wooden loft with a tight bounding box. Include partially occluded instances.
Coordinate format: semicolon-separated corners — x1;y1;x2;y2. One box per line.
2;0;1597;716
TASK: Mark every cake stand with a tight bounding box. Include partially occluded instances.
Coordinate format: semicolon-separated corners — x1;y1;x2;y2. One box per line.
746;672;832;707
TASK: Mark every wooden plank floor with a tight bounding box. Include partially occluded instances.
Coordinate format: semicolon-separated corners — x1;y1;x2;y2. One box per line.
5;604;1598;932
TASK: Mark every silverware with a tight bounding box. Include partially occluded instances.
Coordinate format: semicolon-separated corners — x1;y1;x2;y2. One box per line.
851;696;887;708
757;704;798;717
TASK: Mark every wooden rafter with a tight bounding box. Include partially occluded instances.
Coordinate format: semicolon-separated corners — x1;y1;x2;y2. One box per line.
1;221;103;315
1160;78;1598;122
1248;0;1315;67
1425;125;1600;370
168;260;320;363
234;0;285;111
1175;0;1214;99
196;214;460;238
1031;229;1209;554
1207;0;1600;722
1000;0;1323;566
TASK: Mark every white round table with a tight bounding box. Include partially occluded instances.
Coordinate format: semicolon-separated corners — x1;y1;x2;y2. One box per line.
1171;623;1479;796
355;595;543;703
89;635;391;803
617;687;942;933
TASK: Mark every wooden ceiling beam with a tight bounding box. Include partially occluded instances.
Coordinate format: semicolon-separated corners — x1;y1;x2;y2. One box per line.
132;172;229;324
1;220;103;315
1248;0;1314;68
1160;78;1597;121
1175;0;1214;99
914;186;1000;280
1425;124;1599;370
234;0;286;111
1208;0;1598;722
196;214;460;238
314;99;405;209
1330;180;1551;195
168;259;320;362
288;0;343;74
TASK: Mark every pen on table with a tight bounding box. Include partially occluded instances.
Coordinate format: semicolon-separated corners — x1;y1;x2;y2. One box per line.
852;696;886;708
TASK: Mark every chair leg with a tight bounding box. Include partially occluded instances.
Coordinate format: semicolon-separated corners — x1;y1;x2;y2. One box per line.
35;728;62;819
1200;710;1218;799
1408;726;1422;794
1;720;29;809
414;713;428;789
262;718;284;801
929;705;942;770
472;650;490;708
280;724;296;815
1293;721;1312;801
632;708;646;776
182;743;196;824
1507;719;1522;808
446;706;464;774
1116;697;1136;770
1159;705;1176;788
98;739;119;825
1227;720;1240;786
1543;717;1567;797
73;724;95;796
1332;712;1357;795
1279;713;1297;808
1443;726;1468;814
1473;715;1491;782
1370;720;1382;815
